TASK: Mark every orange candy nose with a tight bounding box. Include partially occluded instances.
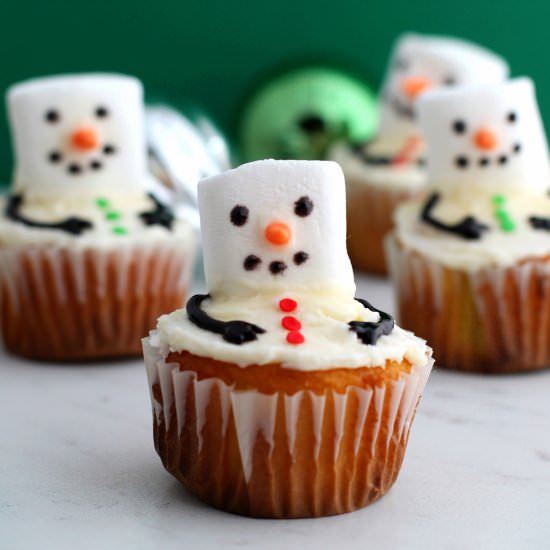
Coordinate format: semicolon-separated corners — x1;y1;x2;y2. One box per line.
473;128;498;151
401;76;432;99
265;222;292;245
71;127;99;151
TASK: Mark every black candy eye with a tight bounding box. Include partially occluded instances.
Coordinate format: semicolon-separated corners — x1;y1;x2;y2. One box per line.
443;76;456;86
48;151;62;163
95;106;109;118
294;196;313;217
507;111;517;124
230;205;249;226
103;144;116;155
452;120;467;134
45;109;60;123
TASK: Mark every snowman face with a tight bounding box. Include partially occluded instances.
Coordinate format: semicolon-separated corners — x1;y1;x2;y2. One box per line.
378;34;508;142
198;160;355;297
8;74;146;199
417;78;550;194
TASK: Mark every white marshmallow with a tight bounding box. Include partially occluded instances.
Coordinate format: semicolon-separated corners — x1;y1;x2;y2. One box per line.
417;77;550;195
198;160;355;298
7;73;146;199
378;33;508;143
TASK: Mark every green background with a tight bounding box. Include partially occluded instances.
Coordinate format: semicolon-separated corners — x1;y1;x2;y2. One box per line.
1;0;548;183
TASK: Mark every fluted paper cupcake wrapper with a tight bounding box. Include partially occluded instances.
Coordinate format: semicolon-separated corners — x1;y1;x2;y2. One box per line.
143;338;433;518
0;240;194;360
346;180;425;275
387;234;550;372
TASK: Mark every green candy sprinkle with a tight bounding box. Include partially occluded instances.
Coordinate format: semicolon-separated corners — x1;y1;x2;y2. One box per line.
95;197;110;209
105;211;121;221
501;219;516;232
112;226;128;236
495;208;508;220
492;194;506;206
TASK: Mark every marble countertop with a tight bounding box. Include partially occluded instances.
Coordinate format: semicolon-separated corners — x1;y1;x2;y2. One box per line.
2;274;550;550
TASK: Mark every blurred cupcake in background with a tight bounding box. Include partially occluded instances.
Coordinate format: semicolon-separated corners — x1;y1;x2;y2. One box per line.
387;77;550;373
0;73;196;361
331;33;508;274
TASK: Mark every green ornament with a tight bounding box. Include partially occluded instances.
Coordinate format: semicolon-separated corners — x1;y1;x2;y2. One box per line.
492;194;506;206
112;226;127;236
500;218;516;232
240;66;377;161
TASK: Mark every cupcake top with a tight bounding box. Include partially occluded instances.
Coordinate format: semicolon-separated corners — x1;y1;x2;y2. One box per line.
154;159;429;370
394;77;550;270
0;73;192;249
336;33;508;187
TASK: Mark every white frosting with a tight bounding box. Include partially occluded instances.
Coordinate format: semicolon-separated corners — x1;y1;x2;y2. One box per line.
154;292;428;370
198;159;355;298
378;33;509;145
8;73;146;199
330;142;426;190
0;192;195;249
417;78;550;194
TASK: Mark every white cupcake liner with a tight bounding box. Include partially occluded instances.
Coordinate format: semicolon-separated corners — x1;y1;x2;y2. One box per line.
0;239;195;360
387;234;550;372
143;336;433;517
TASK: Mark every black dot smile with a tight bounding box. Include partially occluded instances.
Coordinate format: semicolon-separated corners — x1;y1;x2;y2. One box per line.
269;261;287;275
243;255;262;271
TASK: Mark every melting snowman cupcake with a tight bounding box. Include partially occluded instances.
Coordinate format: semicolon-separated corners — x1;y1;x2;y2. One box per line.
388;77;550;373
143;159;433;518
0;74;195;361
331;32;508;274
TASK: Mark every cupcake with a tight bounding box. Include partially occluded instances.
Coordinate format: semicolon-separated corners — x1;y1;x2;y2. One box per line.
0;74;195;361
331;33;508;274
143;159;433;518
388;77;550;373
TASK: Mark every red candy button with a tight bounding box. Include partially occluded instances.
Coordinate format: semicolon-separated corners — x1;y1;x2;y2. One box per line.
286;331;305;345
281;316;301;331
279;298;297;312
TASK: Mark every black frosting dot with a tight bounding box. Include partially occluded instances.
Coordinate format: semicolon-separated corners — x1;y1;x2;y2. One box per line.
498;155;508;165
243;255;261;271
48;151;62;163
452;120;466;134
479;157;490;167
67;163;82;174
230;205;249;226
90;160;103;170
269;261;287;275
507;111;517;124
44;109;60;123
455;156;469;169
293;251;309;265
513;143;522;154
294;196;314;217
103;144;116;155
95;106;109;118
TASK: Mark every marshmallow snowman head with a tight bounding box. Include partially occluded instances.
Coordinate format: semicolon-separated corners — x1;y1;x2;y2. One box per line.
417;77;550;195
198;160;355;298
378;33;508;143
8;73;146;199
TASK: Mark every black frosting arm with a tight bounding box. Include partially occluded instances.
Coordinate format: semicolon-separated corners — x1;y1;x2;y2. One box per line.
349;298;395;346
421;192;489;240
186;293;266;345
5;193;92;235
529;216;550;231
139;192;175;230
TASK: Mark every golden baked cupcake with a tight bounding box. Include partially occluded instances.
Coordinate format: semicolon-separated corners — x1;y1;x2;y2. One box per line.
143;159;433;518
331;32;508;274
388;77;550;373
0;74;195;360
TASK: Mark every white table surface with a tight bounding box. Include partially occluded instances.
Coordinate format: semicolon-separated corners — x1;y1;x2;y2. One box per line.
2;273;550;550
